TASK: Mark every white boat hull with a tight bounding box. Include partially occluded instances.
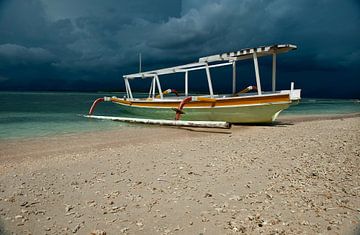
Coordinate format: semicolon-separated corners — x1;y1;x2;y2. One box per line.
115;101;291;123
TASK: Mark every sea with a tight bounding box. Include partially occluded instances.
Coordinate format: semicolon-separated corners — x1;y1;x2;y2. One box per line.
0;91;359;140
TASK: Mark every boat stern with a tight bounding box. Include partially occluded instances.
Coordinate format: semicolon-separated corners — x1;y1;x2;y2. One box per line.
279;82;301;103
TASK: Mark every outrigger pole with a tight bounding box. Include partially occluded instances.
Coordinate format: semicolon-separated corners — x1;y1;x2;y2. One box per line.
84;115;231;129
86;96;231;129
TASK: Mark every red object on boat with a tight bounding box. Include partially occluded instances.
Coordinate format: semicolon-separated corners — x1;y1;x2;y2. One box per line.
88;97;105;115
171;89;180;96
175;96;192;120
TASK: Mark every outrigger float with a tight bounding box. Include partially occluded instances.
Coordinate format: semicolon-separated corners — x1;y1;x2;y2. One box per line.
86;44;301;128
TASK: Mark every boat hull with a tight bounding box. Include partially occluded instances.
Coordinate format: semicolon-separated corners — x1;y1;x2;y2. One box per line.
111;94;293;123
115;102;290;123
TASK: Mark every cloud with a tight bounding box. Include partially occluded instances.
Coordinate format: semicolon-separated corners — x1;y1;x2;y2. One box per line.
0;0;359;97
0;44;56;65
0;0;49;46
2;0;359;69
145;0;360;70
0;75;9;82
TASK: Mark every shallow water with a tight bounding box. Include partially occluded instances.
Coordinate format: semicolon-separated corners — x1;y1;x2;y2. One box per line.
0;92;359;139
0;92;128;139
282;98;360;116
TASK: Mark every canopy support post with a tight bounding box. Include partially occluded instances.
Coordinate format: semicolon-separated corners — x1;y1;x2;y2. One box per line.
205;63;214;98
124;79;129;98
152;77;156;98
253;52;262;95
232;61;236;94
272;53;276;92
125;79;133;99
154;74;163;99
148;78;153;98
185;71;189;96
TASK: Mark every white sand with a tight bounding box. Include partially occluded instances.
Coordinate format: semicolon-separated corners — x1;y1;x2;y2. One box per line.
0;117;359;234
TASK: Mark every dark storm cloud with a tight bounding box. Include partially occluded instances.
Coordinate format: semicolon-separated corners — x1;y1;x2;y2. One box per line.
0;0;359;97
0;44;56;65
148;0;360;69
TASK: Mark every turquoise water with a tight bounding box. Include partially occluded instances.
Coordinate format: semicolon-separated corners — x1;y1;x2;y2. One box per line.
282;98;360;116
0;92;359;139
0;92;130;139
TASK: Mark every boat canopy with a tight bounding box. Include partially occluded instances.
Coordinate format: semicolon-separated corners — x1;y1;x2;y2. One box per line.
199;44;297;63
123;44;296;79
122;44;297;99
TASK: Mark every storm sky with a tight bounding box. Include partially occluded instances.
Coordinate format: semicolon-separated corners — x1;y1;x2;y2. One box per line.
0;0;359;98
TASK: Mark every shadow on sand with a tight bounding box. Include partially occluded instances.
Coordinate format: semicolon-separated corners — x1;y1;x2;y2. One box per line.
175;120;297;134
0;220;10;235
232;121;295;128
177;127;232;134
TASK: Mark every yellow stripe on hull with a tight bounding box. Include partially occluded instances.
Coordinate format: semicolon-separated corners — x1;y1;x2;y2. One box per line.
115;94;290;108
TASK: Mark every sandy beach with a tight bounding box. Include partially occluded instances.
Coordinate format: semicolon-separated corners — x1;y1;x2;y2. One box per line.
0;116;359;234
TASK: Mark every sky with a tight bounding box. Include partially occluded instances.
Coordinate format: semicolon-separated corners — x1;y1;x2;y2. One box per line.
0;0;359;98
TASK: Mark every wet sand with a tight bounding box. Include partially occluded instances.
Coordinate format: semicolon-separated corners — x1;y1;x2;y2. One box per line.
0;116;359;234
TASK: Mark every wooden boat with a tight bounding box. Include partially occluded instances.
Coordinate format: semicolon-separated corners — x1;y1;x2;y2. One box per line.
89;44;301;124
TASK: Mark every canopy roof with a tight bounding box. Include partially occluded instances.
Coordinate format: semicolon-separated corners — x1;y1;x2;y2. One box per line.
124;44;296;79
199;44;297;63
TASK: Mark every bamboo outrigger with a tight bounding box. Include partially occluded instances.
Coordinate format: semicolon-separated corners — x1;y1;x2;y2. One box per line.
87;44;301;128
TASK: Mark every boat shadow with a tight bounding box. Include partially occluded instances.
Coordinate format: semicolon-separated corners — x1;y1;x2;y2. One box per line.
176;127;232;134
176;121;295;134
232;121;295;127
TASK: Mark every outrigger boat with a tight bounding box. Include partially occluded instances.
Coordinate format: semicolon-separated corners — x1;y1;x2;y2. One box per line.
87;44;300;128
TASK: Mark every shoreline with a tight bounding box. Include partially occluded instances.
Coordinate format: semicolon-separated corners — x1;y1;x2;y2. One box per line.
1;113;359;164
0;116;359;234
1;112;359;143
278;112;360;123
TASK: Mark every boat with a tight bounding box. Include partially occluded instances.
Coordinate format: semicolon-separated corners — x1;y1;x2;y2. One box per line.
88;44;301;126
